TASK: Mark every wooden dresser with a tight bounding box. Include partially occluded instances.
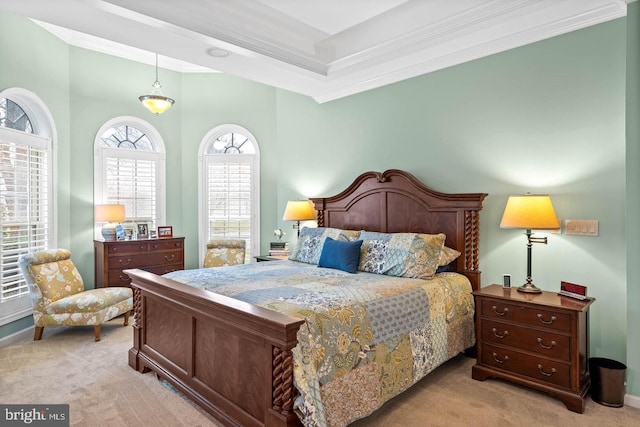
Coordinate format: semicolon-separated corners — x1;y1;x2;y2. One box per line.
472;284;594;413
94;237;184;288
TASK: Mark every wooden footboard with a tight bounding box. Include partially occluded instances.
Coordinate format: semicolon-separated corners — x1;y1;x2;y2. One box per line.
125;269;305;427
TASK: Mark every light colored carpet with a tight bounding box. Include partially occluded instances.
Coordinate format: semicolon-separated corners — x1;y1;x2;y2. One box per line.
1;318;638;427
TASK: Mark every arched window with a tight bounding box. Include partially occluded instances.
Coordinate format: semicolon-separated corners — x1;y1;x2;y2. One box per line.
199;124;260;264
94;117;166;237
0;88;56;325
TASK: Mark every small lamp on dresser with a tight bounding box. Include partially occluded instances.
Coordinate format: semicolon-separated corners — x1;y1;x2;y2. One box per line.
500;194;561;293
283;200;315;237
95;204;125;241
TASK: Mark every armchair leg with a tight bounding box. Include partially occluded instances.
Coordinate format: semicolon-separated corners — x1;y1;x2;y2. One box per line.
123;311;130;326
94;325;101;342
33;326;44;341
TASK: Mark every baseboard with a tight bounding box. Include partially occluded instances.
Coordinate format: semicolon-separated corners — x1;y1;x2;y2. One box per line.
0;326;33;348
625;393;640;409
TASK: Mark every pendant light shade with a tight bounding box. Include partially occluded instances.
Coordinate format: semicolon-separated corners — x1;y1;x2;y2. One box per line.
139;53;174;114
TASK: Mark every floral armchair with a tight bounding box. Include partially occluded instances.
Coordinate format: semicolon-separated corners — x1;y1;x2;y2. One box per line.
18;249;133;341
202;240;246;267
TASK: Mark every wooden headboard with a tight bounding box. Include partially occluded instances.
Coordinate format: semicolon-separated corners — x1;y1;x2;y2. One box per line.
310;169;487;290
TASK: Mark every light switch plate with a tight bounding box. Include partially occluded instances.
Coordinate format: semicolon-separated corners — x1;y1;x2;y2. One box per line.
564;220;598;236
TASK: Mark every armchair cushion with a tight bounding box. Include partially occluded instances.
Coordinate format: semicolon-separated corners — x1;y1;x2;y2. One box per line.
203;240;246;267
45;288;132;314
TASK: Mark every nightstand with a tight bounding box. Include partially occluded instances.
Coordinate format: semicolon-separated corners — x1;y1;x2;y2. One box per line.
472;284;594;413
254;255;289;262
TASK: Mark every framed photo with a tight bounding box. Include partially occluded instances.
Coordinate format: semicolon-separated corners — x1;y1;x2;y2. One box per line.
157;225;173;238
137;223;149;238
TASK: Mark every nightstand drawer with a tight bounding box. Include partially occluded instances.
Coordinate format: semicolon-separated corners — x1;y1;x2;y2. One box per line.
481;319;570;360
480;299;571;332
481;343;571;389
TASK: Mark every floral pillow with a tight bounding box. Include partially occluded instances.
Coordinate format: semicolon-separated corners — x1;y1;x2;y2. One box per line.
289;227;361;265
358;231;446;280
439;246;461;266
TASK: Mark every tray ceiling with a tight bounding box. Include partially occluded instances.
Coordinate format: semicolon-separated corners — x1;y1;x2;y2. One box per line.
0;0;631;103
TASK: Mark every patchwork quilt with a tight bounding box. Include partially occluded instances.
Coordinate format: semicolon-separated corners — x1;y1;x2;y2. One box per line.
165;260;475;427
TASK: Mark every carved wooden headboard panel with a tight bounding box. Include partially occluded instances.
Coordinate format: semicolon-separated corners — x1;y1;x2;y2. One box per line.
310;169;487;290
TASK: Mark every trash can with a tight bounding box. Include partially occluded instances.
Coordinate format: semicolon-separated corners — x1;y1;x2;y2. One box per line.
589;357;626;407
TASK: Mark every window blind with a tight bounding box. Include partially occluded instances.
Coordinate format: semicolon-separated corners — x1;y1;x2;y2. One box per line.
0;140;48;304
207;161;252;259
105;156;157;227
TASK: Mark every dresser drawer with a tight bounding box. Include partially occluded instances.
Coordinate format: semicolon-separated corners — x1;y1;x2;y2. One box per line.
480;299;571;332
481;343;571;389
148;239;183;251
106;241;149;254
481;319;570;361
110;251;183;269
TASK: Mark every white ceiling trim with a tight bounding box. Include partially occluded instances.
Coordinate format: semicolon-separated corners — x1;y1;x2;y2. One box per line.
0;0;632;103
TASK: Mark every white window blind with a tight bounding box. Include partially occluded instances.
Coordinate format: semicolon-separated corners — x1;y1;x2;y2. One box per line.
207;161;253;258
105;156;157;227
0;136;49;311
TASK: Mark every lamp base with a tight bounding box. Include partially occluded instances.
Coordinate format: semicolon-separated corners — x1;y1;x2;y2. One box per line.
517;282;543;293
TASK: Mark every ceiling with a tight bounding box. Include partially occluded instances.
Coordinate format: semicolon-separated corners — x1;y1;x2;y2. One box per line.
0;0;632;103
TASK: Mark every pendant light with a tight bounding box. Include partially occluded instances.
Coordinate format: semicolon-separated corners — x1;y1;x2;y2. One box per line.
139;53;174;114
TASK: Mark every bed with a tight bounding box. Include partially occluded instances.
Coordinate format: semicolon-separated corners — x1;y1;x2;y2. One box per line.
125;169;487;427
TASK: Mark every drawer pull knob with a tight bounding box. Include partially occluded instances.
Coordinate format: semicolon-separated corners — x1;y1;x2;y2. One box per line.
119;274;130;282
537;337;557;349
165;254;175;262
492;305;509;316
537;314;557;325
118;258;132;266
537;364;557;376
492;352;509;364
492;328;509;339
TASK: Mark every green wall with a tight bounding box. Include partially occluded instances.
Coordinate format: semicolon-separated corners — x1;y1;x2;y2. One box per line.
626;1;640;401
0;8;637;399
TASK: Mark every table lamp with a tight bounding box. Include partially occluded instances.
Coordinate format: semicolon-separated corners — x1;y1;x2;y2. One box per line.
500;194;561;293
95;204;126;241
283;200;315;237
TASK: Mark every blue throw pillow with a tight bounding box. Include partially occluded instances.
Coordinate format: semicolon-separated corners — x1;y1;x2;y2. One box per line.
318;237;363;274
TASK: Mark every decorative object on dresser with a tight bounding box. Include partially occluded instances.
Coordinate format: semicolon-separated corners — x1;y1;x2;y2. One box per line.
94;237;184;288
500;194;561;293
472;284;594;413
157;225;173;238
95;204;125;241
136;223;149;238
282;200;315;236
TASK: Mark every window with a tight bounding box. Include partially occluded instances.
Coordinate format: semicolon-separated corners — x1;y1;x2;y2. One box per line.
199;125;260;264
0;89;56;326
94;117;166;236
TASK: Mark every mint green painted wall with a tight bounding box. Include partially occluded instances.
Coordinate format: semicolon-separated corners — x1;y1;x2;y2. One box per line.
274;20;628;368
0;7;637;401
67;48;183;280
0;13;70;337
626;1;640;398
179;73;278;268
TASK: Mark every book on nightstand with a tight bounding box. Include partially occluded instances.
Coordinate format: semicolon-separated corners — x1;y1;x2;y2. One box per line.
269;241;290;257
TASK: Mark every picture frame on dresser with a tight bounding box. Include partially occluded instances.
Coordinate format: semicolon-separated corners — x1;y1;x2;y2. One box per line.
157;225;173;238
137;223;149;238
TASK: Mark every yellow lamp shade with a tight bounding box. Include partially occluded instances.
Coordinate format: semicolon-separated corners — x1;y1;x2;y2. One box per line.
95;204;126;223
139;95;174;114
500;195;560;230
283;200;315;221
